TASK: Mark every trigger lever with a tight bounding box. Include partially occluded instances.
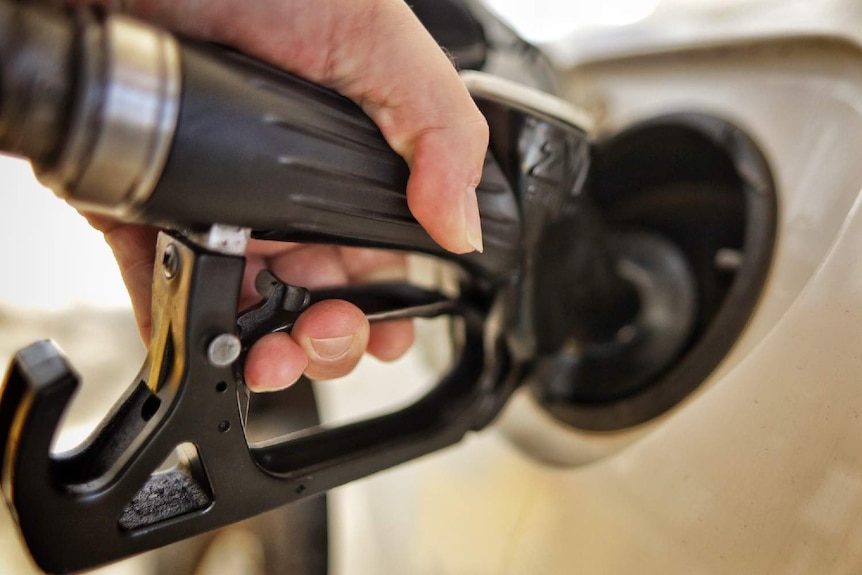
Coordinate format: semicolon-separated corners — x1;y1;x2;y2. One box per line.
236;270;462;349
237;270;311;347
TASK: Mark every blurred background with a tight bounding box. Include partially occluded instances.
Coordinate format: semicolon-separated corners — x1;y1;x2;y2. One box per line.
0;155;145;573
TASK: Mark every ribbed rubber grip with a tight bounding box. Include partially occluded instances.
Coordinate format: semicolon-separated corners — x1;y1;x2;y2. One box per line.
141;43;521;280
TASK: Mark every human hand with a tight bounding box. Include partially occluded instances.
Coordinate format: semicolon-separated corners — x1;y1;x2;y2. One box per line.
83;0;489;390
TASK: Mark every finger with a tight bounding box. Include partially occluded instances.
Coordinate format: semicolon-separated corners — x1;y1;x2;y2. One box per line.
85;214;158;343
338;246;406;282
246;238;301;258
402;123;487;255
105;0;489;254
267;244;348;288
368;320;413;362
337;246;414;361
291;299;370;381
325;2;490;254
244;332;307;392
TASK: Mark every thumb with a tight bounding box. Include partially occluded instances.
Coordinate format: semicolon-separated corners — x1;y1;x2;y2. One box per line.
320;1;490;254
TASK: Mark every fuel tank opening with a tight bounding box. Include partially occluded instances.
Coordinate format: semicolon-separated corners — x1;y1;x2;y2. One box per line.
530;113;777;431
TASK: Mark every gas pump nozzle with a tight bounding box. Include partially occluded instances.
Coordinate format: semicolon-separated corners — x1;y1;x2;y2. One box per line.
0;2;687;572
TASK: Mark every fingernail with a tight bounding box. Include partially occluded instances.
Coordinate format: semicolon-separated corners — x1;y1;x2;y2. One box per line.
464;185;484;253
309;335;355;360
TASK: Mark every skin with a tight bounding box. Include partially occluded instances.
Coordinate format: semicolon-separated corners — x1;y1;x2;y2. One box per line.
80;0;489;391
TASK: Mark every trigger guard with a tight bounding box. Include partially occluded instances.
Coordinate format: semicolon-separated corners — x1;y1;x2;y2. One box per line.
0;230;507;573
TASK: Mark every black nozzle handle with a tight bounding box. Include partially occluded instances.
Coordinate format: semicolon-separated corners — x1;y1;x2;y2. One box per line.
141;43;521;280
0;1;522;280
